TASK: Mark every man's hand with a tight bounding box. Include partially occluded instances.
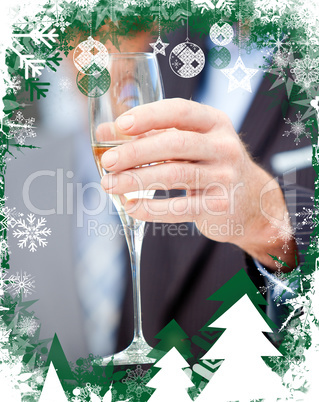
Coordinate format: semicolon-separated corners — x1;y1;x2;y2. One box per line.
99;98;297;271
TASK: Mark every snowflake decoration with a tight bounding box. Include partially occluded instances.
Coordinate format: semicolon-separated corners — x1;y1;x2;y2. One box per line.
58;76;72;91
268;348;303;378
7;271;35;298
73;0;101;12
122;365;152;401
121;0;150;9
0;201;23;229
262;46;296;98
259;266;289;303
292;0;319;50
296;207;317;230
13;213;51;252
0;238;9;261
161;0;180;7
0;269;10;301
291;54;319;92
273;49;292;70
6;111;36;145
268;212;302;253
16;316;39;337
6;75;22;95
283;111;312;145
264;31;289;55
254;0;292;25
55;15;71;33
308;236;319;255
274;257;284;270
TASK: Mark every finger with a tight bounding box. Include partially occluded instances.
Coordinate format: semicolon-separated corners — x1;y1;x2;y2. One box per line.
114;98;225;136
95;123;169;143
124;195;228;223
101;162;230;194
101;130;214;172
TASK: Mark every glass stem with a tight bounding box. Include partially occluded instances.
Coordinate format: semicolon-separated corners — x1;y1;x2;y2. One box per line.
123;219;146;342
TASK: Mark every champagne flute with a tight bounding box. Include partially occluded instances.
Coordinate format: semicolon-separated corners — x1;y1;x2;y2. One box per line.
89;53;164;365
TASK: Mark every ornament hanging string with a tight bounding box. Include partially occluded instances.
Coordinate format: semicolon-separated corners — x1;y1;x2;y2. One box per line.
158;0;161;39
238;0;242;57
186;0;189;41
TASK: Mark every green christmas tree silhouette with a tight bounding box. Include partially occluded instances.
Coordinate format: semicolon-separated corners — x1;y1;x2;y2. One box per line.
148;319;193;361
45;333;74;381
201;268;274;331
192;268;275;364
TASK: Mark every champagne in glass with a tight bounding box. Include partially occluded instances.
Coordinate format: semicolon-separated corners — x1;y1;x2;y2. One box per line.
89;53;163;365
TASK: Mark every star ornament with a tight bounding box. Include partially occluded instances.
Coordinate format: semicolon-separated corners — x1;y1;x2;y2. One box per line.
221;56;259;93
150;36;169;56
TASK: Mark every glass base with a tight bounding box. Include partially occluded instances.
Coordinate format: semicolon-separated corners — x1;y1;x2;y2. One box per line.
94;338;156;366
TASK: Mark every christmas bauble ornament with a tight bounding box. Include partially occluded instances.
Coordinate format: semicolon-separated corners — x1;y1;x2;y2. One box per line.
209;23;234;47
73;36;109;75
169;41;205;78
208;47;231;69
76;65;111;98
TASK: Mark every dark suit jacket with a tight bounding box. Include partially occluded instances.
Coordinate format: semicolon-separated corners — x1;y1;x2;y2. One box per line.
116;31;314;356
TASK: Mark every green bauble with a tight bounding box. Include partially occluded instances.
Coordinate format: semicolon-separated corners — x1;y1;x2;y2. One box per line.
76;64;111;98
208;47;231;69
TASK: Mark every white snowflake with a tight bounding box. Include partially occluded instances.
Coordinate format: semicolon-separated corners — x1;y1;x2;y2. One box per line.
55;15;71;33
162;0;180;7
264;31;289;54
6;75;22;95
259;267;286;302
58;76;72;91
0;269;9;301
296;207;317;230
73;0;100;12
123;365;153;400
254;0;292;24
0;200;23;229
216;0;235;16
268;212;302;253
283;111;312;145
16;316;39;337
0;238;9;261
291;54;319;92
13;213;51;252
6;111;36;145
308;236;319;255
293;0;319;49
7;271;35;298
262;47;296;98
122;0;150;8
272;49;291;69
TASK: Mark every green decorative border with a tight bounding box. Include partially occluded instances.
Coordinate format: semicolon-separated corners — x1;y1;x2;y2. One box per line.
1;0;319;400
